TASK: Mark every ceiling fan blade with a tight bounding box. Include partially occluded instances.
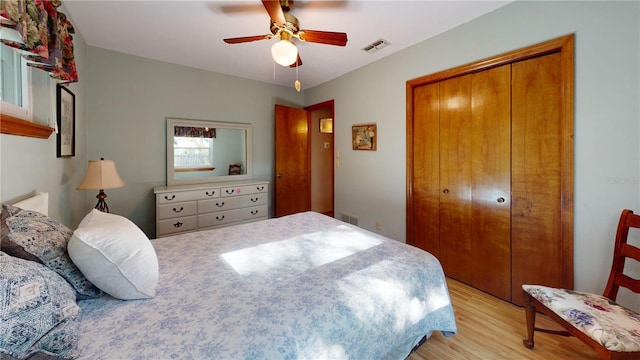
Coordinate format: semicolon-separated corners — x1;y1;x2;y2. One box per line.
298;30;348;46
262;0;286;27
219;4;265;14
223;35;270;44
289;54;303;68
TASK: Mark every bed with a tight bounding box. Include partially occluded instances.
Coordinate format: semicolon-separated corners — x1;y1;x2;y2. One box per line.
1;195;457;360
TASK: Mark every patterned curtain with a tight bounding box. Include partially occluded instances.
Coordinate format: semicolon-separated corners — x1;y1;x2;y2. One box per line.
174;126;216;138
0;0;78;83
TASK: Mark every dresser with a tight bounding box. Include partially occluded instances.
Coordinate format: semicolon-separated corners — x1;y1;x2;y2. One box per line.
153;180;269;238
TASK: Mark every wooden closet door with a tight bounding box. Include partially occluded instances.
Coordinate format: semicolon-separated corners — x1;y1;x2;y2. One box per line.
410;83;441;256
439;75;473;282
407;35;574;305
511;53;564;305
470;65;512;301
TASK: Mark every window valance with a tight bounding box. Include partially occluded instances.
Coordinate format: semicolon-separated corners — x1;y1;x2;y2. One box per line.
174;126;216;138
0;0;78;83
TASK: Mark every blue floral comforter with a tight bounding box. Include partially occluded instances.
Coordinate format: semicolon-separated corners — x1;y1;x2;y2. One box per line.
77;211;457;359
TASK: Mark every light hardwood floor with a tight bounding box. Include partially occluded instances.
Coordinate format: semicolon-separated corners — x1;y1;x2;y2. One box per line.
408;278;600;359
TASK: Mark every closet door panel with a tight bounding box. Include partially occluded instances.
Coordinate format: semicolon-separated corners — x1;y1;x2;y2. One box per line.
511;53;563;305
471;65;512;301
410;83;441;256
439;75;473;282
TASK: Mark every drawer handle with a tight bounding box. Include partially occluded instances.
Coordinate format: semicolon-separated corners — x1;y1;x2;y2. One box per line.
251;210;259;215
173;221;183;228
215;215;225;221
164;194;176;201
205;191;216;196
250;197;258;203
225;189;235;195
256;186;264;191
216;202;225;207
172;207;184;213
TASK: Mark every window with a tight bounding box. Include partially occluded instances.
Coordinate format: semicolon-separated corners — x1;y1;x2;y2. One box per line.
173;137;215;172
0;45;32;120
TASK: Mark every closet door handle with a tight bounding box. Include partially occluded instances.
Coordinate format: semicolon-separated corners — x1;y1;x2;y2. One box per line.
497;197;505;203
442;188;449;194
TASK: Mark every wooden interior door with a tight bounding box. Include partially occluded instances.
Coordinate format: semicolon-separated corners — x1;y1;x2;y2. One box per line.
274;104;310;217
470;65;512;301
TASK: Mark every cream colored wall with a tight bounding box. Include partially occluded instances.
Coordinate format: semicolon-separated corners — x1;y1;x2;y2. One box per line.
305;0;639;311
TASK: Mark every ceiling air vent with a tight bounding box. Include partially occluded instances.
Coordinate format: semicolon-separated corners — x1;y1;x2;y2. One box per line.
362;39;390;54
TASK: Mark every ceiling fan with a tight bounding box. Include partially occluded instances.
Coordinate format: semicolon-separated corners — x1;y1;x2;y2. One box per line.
223;0;348;68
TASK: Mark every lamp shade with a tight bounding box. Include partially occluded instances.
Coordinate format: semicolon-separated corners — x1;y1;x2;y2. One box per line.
271;39;298;66
77;159;125;190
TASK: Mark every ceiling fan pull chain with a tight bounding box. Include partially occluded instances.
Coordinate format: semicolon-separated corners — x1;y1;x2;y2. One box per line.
294;61;301;92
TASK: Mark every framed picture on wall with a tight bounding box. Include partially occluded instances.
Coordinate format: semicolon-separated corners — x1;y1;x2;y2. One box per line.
56;84;75;157
352;123;376;150
319;117;333;133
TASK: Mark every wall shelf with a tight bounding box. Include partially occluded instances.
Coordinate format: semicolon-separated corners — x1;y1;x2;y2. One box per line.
0;114;54;139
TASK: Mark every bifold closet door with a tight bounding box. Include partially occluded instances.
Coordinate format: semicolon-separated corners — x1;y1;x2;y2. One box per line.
439;75;473;282
470;65;511;301
410;83;441;257
511;53;564;305
438;65;511;301
408;35;574;305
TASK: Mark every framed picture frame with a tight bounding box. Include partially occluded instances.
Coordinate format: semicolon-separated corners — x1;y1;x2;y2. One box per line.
319;117;333;133
352;123;376;150
56;84;75;157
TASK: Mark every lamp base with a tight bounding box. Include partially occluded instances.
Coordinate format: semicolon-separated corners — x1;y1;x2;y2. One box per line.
94;189;110;213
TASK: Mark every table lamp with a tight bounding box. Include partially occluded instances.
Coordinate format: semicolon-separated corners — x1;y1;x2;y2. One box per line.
77;158;125;213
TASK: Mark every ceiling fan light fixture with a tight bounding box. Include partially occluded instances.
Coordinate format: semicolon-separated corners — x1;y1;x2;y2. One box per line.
271;39;298;66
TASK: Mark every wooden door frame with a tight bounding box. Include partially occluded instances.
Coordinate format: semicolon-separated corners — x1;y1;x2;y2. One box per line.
305;100;335;217
406;34;574;289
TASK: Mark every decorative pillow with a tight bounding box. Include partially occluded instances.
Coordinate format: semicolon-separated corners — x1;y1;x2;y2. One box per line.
0;252;81;360
68;209;159;300
1;204;101;299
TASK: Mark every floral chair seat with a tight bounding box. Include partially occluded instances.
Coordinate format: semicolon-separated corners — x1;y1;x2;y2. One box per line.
522;285;640;352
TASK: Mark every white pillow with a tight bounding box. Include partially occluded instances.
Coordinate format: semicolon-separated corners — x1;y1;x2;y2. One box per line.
68;209;159;300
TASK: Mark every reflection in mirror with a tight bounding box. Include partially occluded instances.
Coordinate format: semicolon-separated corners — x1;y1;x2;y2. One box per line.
167;118;252;185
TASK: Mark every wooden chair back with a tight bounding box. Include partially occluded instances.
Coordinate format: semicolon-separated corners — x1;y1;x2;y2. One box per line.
603;209;640;300
228;164;242;175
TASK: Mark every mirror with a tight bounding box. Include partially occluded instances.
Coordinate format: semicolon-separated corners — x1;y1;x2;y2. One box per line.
166;118;252;185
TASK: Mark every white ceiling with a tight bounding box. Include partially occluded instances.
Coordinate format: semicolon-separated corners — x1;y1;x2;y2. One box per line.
63;0;511;90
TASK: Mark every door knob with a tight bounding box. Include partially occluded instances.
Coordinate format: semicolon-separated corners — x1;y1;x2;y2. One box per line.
442;188;449;194
276;173;283;178
497;197;505;203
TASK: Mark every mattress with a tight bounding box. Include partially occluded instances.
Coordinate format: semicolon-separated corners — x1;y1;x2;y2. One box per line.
76;211;457;359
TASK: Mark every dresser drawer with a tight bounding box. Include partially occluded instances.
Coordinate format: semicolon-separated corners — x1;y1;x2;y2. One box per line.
221;183;269;197
238;193;268;207
157;215;197;236
158;188;220;204
198;205;268;229
198;197;241;213
158;201;197;220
